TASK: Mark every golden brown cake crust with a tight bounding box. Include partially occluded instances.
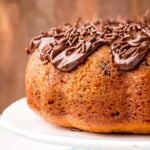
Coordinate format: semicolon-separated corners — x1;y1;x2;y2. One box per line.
25;45;150;134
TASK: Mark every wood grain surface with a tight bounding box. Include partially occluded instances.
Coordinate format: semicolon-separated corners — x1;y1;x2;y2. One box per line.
0;0;149;112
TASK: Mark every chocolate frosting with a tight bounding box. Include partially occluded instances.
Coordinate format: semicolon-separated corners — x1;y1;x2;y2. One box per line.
26;12;150;72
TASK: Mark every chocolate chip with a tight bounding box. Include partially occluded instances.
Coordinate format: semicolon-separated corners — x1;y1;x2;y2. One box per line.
100;61;110;76
111;111;120;117
141;60;150;66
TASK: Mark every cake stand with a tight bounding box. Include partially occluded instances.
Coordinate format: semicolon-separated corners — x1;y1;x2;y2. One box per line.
1;98;150;150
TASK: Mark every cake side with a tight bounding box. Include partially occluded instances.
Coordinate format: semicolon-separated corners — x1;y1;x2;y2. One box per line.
25;50;42;114
26;46;150;133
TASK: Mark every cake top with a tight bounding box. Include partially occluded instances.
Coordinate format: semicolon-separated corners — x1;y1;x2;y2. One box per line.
26;12;150;72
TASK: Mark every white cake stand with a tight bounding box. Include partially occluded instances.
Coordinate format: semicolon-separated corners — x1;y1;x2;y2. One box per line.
1;98;150;150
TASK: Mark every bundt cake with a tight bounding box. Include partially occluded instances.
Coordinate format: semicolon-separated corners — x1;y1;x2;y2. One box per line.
25;12;150;134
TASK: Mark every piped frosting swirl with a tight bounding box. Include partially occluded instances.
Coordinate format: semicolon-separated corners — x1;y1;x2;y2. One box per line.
26;12;150;72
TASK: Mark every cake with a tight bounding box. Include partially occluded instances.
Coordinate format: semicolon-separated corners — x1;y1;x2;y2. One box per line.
25;12;150;134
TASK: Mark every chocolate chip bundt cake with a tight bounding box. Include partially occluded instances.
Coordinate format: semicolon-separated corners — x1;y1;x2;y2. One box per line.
25;12;150;134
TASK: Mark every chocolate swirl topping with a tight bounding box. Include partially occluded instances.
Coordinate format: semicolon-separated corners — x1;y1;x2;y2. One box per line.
26;12;150;72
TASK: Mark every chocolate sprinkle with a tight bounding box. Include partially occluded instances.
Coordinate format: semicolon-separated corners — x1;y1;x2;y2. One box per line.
26;12;150;72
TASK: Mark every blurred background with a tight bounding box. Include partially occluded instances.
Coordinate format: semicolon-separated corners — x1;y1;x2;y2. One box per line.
0;0;149;112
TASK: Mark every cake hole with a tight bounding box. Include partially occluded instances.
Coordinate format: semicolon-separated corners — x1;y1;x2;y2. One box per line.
58;103;61;107
87;106;92;110
78;113;82;117
48;100;54;104
111;111;120;118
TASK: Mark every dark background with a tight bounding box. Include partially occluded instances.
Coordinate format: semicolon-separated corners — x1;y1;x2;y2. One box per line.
0;0;150;112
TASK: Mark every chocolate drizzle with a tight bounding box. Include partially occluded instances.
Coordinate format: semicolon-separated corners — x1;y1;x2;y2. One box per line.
111;22;150;70
26;12;150;72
